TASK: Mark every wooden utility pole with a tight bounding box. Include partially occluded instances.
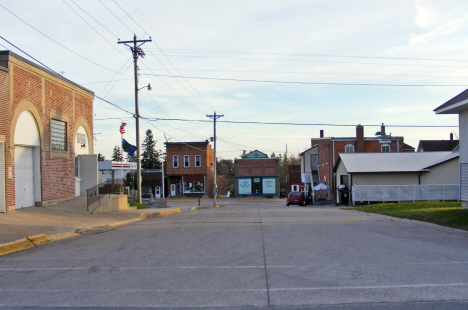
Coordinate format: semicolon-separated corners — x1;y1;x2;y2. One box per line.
118;34;152;204
207;112;224;207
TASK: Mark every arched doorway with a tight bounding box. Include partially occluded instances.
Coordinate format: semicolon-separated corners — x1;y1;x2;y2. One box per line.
14;111;41;208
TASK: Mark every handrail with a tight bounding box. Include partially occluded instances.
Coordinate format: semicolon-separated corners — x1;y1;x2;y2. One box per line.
86;179;126;211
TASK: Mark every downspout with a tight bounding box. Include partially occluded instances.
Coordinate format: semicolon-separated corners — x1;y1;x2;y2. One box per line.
332;140;335;199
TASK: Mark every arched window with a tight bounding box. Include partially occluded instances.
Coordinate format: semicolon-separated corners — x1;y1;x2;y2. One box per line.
381;144;390;152
345;144;354;153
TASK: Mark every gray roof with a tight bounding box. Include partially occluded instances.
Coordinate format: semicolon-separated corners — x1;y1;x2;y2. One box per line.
434;88;468;114
417;140;459;152
336;152;458;173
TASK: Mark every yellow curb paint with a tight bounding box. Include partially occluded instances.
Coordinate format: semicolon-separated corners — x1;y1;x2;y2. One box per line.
105;218;142;227
26;234;50;245
139;213;147;220
49;231;79;241
0;238;34;256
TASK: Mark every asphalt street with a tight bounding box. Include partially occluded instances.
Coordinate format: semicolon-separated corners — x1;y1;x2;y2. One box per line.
0;200;468;309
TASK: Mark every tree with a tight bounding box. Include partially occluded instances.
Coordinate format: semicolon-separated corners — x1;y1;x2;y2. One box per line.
125;172;135;190
216;158;235;192
112;146;123;161
141;129;161;169
127;153;138;162
97;153;106;161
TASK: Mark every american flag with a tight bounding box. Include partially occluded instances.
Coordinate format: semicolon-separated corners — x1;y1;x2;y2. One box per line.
120;123;127;134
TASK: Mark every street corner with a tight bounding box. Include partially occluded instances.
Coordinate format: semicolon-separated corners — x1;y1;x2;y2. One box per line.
0;238;34;256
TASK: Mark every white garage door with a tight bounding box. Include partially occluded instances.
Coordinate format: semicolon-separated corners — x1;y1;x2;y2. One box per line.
15;146;35;208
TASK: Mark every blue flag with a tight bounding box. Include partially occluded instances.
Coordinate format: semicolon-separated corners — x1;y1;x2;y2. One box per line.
122;139;137;156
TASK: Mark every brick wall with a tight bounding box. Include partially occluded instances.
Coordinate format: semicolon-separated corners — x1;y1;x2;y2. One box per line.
165;141;214;196
2;53;94;211
0;68;13;212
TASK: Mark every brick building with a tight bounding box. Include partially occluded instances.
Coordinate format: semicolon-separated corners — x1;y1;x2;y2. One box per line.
234;150;279;197
311;124;406;200
165;141;214;198
0;50;94;213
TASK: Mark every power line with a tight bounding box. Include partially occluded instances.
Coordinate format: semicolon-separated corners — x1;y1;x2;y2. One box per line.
62;0;126;57
141;74;468;87
153;48;468;63
146;117;457;128
98;0;135;34
0;3;125;75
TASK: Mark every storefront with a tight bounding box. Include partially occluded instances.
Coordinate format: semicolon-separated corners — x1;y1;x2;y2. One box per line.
234;150;280;197
238;176;277;196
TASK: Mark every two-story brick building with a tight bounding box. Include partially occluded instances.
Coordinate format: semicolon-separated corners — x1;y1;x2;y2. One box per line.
0;50;94;213
234;150;280;197
311;124;407;200
165;141;214;198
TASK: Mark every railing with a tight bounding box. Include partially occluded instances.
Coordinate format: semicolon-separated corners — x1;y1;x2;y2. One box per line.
352;184;460;205
86;179;126;211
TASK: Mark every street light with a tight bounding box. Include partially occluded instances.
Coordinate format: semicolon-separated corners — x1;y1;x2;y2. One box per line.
139;83;151;91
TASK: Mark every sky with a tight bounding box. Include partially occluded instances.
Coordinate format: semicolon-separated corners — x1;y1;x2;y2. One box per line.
1;0;467;160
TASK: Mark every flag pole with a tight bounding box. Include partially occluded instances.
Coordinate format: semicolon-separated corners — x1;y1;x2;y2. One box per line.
121;132;123;195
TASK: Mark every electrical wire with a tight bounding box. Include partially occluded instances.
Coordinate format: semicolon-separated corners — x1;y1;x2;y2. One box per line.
141;74;468;87
62;0;126;58
146;117;457;128
0;3;126;75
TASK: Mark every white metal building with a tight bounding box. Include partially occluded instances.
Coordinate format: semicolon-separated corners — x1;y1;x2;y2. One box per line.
334;152;459;205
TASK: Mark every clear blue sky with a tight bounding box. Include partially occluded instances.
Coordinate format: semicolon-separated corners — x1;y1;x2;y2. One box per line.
1;0;465;160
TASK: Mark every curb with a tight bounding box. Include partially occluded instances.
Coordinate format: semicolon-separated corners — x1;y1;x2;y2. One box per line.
0;208;182;256
191;206;209;210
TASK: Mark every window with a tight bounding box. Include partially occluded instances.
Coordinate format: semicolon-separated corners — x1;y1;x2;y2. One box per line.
381;144;390;153
184;155;190;168
173;155;179;168
51;119;67;151
195;155;201;167
184;181;204;193
345;144;354;153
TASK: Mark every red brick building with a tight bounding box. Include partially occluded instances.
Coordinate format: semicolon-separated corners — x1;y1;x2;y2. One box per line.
165;141;214;198
234;150;280;197
0;51;94;213
311;124;406;200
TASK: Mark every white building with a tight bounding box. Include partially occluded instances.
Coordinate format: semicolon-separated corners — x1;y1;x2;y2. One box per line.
334;152;459;205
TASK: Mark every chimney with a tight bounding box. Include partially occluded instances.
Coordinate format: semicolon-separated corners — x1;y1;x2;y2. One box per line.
381;123;386;137
320;130;324;138
450;133;454;141
356;124;364;152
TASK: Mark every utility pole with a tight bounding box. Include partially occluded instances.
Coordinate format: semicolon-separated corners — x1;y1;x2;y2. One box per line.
118;34;152;204
206;111;224;207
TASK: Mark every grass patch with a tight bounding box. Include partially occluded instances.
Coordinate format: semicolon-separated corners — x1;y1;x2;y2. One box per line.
128;199;149;209
349;201;468;231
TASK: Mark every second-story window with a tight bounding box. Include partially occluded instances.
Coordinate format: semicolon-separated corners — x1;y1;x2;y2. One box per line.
184;155;190;168
173;155;179;168
345;144;354;153
195;155;201;167
381;144;390;153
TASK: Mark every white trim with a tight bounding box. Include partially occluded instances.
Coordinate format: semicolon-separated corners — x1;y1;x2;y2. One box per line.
195;155;201;167
184;155;190;168
381;144;390;153
345;144;354;153
173;155;179;168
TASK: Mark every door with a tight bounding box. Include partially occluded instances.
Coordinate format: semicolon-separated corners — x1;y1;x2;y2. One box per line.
253;178;262;195
171;184;176;196
155;186;161;198
15;146;35;208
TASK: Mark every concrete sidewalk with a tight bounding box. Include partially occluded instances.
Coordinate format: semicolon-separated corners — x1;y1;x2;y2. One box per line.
0;196;194;256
